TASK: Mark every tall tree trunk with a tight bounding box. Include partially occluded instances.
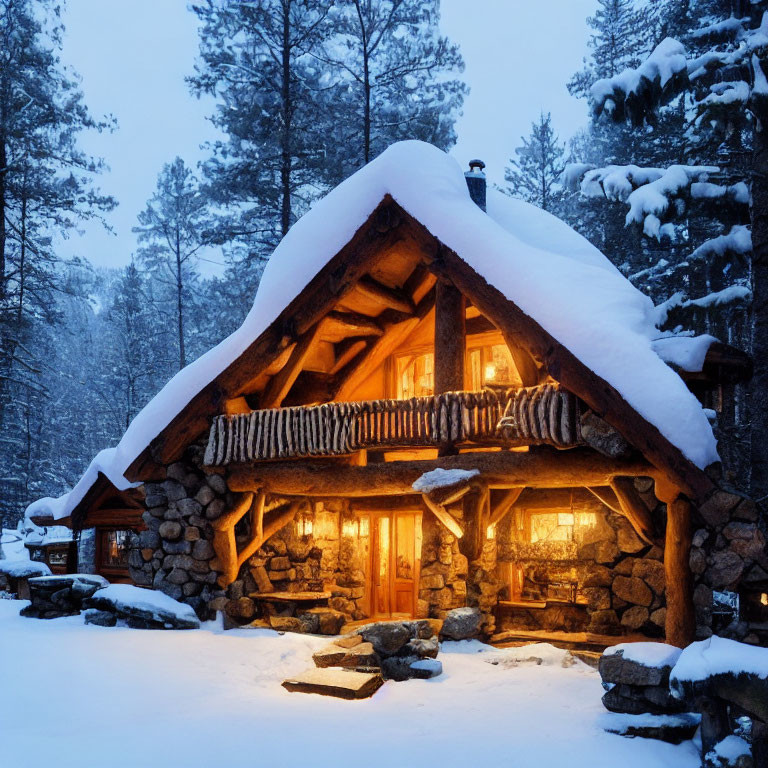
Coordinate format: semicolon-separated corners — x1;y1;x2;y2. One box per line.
354;1;371;164
175;227;185;370
280;0;292;236
750;112;768;499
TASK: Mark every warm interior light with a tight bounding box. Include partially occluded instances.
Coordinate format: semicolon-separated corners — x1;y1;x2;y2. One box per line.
297;514;314;537
484;363;497;381
558;512;575;527
576;512;597;528
761;593;768;607
486;524;496;540
342;519;359;538
359;517;369;537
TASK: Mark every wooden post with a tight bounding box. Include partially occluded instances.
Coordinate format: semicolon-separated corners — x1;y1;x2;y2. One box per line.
663;491;696;648
434;277;465;455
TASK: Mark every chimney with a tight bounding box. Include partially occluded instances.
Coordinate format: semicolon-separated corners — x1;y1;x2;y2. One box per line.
464;159;486;211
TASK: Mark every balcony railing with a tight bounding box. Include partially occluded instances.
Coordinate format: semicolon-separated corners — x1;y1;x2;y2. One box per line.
203;384;583;467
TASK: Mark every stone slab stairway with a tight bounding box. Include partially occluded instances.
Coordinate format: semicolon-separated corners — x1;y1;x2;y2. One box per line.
282;668;384;700
281;620;443;699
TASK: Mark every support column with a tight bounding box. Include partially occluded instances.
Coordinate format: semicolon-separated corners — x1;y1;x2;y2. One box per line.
460;487;498;636
663;491;696;648
434;277;465;455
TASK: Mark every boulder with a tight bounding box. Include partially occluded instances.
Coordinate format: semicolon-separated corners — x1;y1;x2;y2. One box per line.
83;609;117;627
83;583;200;629
632;559;665;595
356;621;411;655
600;645;679;687
409;658;443;679
441;607;482;640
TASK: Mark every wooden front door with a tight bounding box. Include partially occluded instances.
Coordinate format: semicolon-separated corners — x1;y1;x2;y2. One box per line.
369;510;421;619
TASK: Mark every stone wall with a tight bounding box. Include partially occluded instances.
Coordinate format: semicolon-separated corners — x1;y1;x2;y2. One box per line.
418;512;468;619
225;500;370;624
77;529;96;575
127;443;229;620
689;489;768;645
495;490;667;638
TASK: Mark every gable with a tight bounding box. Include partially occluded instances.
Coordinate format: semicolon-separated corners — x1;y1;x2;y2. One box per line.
29;141;719;524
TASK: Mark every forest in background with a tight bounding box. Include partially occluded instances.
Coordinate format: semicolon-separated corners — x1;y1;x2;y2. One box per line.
0;0;765;530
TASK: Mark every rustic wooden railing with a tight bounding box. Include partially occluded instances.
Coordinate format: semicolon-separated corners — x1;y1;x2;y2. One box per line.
203;384;583;467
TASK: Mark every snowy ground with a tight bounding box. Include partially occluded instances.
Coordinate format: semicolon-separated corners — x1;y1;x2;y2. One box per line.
0;599;700;768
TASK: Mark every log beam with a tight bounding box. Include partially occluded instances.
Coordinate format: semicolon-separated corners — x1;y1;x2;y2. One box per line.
227;448;656;497
261;323;324;409
334;286;435;401
235;500;301;571
356;275;415;315
329;338;368;376
324;310;384;339
585;486;623;515
212;491;255;587
433;277;465;395
489;487;524;527
609;477;658;546
421;494;464;539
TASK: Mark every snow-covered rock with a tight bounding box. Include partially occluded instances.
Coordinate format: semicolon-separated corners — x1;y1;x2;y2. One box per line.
0;560;52;579
83;583;200;630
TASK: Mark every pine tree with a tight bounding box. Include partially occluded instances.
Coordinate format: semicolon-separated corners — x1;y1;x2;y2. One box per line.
565;2;767;490
505;113;566;213
189;0;333;269
0;0;114;528
319;0;466;172
134;158;210;371
567;0;656;98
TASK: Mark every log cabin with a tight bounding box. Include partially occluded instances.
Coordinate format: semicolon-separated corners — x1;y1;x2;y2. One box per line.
26;141;766;648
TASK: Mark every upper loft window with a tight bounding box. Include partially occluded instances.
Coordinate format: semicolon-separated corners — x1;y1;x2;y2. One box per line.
395;351;434;399
393;341;519;399
468;343;518;390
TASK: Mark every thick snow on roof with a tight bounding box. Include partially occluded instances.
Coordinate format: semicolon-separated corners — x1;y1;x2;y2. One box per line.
25;447;139;523
652;335;718;373
28;141;718;521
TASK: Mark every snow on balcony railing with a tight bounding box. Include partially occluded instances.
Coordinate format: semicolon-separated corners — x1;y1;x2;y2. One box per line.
203;385;583;467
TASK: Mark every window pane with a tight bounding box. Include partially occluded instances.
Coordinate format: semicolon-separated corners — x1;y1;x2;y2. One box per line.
102;530;129;567
396;352;434;399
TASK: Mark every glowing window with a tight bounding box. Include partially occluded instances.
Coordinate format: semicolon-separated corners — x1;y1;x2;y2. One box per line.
395;351;434;399
529;512;573;544
468;343;519;390
100;530;130;568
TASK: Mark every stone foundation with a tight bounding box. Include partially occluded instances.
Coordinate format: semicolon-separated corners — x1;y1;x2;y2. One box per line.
127;443;229;620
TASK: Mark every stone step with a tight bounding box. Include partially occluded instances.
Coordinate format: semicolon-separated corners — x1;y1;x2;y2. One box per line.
312;641;378;669
282;668;384;700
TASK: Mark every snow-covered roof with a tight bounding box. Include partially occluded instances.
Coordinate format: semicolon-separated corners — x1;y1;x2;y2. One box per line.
651;335;718;373
27;140;718;521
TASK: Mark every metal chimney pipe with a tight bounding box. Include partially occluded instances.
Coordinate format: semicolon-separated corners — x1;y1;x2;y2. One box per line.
465;159;486;211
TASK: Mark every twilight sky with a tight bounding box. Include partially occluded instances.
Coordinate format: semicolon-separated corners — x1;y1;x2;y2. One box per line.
58;0;596;271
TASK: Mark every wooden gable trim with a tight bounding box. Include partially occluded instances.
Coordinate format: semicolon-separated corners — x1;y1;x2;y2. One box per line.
392;209;713;501
125;196;713;503
125;197;414;480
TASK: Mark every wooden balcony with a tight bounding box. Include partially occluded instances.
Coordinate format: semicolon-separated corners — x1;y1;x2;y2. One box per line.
204;384;584;467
